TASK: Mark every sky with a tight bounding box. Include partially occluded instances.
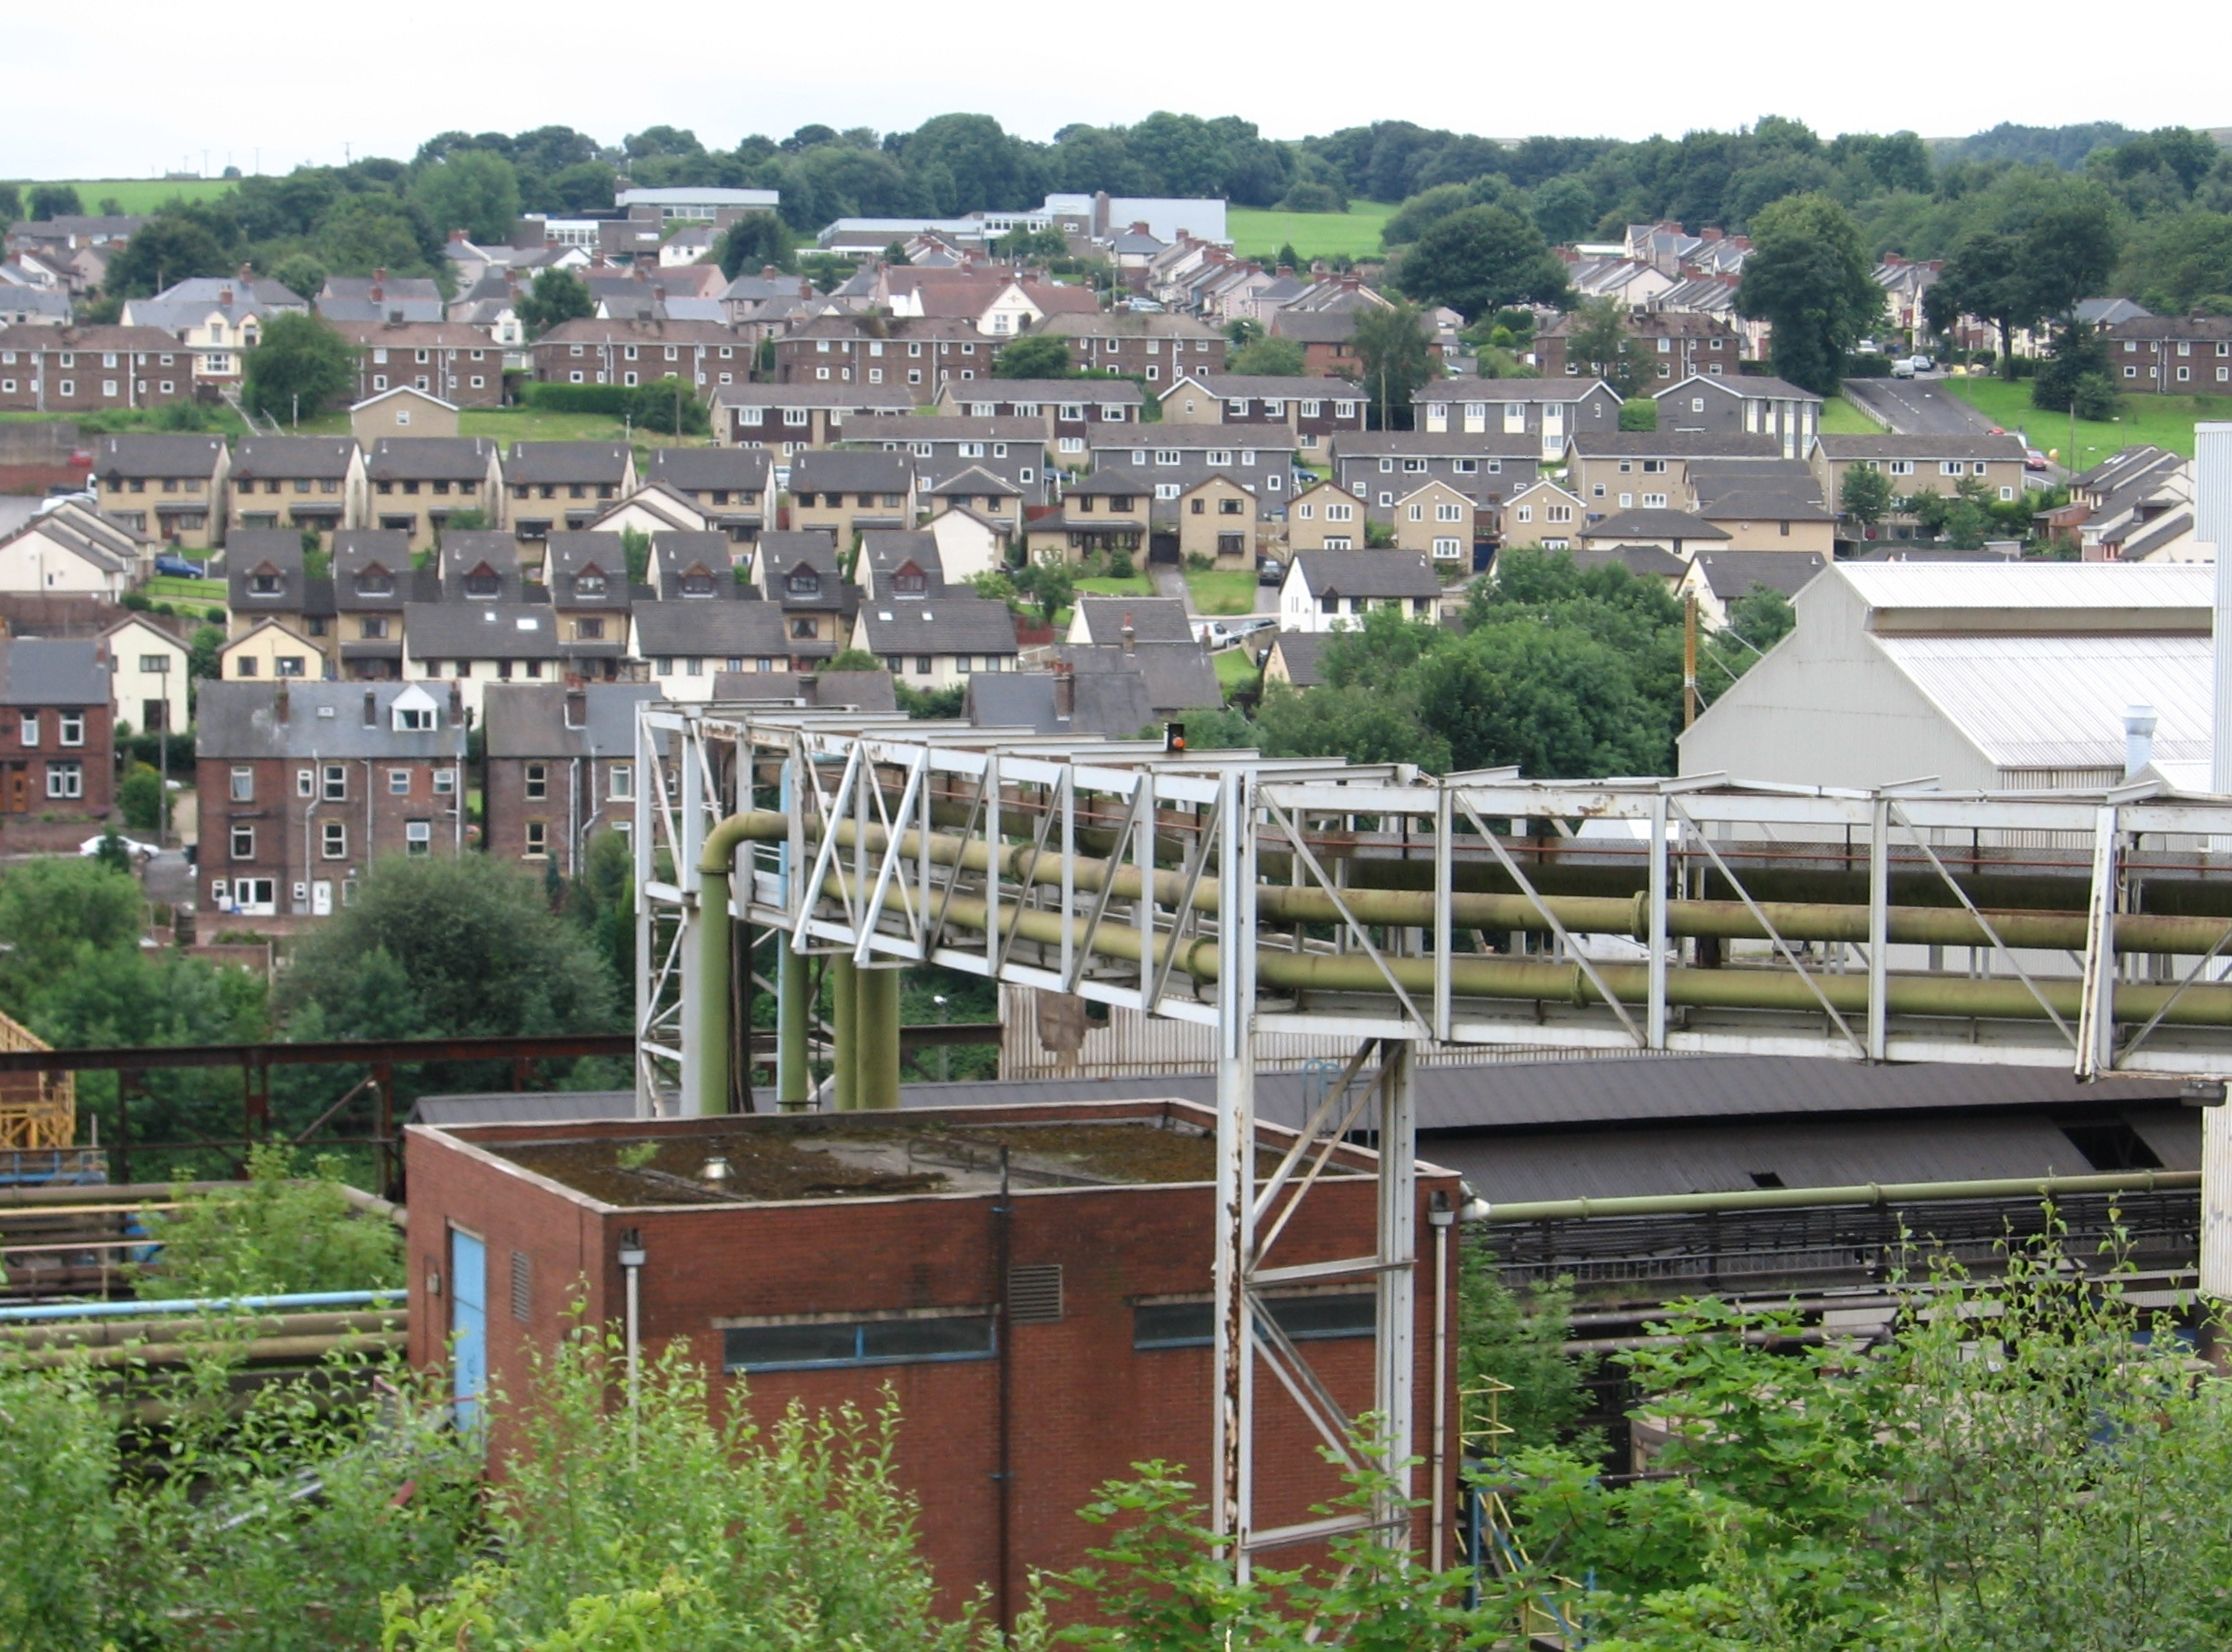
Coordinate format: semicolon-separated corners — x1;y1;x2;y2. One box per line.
6;0;2228;181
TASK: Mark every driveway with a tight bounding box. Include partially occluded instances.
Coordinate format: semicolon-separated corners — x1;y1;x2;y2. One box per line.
1843;375;2000;438
1150;562;1190;609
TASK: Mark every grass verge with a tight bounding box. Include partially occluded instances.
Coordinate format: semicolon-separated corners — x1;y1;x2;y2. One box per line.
1185;569;1260;616
1228;202;1397;262
1938;374;2232;464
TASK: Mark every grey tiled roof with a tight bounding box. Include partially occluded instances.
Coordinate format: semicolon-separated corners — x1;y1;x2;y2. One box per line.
195;682;466;758
95;433;224;481
482;681;659;759
232;436;358;482
1291;550;1440;599
633;601;796;657
404;603;564;661
1581;508;1730;541
1073;597;1193;646
789;451;913;494
367;437;497;483
0;638;106;706
854;595;1020;654
1689;549;1828;600
506;441;631;486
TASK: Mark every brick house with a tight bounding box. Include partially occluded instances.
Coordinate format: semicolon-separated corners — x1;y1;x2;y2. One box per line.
1411;379;1622;462
92;433;231;552
194;680;467;923
1285;480;1370;551
530;319;752;395
0;638;113;819
343;323;508;408
788;451;917;547
401;1103;1458;1612
227;436;365;541
749;531;853;659
0;323;194;414
1653;375;1822;461
333;529;427;682
1331;432;1541;525
225;528;334;656
715;384;917;464
1532;310;1742;384
843;415;1052;501
1175;474;1258;565
1156;375;1366;453
771;317;993;401
1025;469;1150;564
542;533;637;680
1084;427;1299;520
1808;434;2030;531
2105;314;2232;393
642;447;775;545
481;681;656;875
365;437;506;555
1031;311;1226;384
934;379;1143;460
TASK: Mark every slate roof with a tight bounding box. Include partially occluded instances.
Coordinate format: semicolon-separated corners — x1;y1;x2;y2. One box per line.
633;600;796;657
789;450;913;494
1568;431;1782;460
366;437;497;483
405;603;563;661
1570;544;1689;580
1181;374;1364;402
1333;431;1541;459
196;681;465;758
645;446;771;495
1580;508;1731;542
438;531;526;601
482;681;660;759
651;531;739;600
543;533;634;609
854;595;1020;654
1687;461;1833;522
1057;641;1220;714
231;436;358;482
94;434;224;481
1688;549;1829;600
1290;550;1440;599
225;530;315;613
966;670;1155;738
1659;373;1821;403
1414;378;1613;404
0;638;106;706
1073;597;1194;647
1265;630;1330;687
332;530;421;611
506;441;632;486
1814;434;2028;462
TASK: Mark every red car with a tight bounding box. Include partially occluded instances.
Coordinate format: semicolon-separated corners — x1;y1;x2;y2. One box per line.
2025;448;2049;471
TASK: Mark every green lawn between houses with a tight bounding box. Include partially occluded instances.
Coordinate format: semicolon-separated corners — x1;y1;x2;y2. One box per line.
1938;373;2232;467
1227;202;1398;263
1185;569;1260;616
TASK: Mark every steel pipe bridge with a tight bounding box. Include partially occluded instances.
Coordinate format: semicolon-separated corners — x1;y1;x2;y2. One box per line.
632;703;2232;1569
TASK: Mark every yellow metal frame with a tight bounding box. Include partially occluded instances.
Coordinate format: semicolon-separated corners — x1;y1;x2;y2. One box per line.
0;1010;74;1151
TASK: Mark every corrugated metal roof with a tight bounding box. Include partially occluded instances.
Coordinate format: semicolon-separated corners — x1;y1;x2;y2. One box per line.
1835;561;2211;612
1876;633;2213;771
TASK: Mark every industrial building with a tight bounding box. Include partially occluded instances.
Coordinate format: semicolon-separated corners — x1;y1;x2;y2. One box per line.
405;1099;1463;1616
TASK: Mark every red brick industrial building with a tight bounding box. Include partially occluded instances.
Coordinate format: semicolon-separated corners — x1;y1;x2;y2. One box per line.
404;1098;1460;1620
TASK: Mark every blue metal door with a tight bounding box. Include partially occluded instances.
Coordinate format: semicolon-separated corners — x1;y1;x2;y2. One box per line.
449;1226;487;1431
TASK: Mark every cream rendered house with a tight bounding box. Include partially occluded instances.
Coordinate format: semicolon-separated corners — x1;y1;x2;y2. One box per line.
103;613;192;735
221;619;326;683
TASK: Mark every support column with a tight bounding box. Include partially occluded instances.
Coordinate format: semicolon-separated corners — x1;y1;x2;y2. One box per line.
1211;767;1259;1566
831;956;859;1113
857;968;902;1110
776;944;810;1111
1374;1038;1418;1524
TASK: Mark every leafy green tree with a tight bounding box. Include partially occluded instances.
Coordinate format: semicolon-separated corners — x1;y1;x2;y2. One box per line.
2119;208;2232;312
1012;558;1075;622
1529;175;1598;244
1458;1246;1596;1454
629;376;708;436
0;858;144;1012
187;623;225;682
242;312;357;423
2031;317;2112;414
1835;461;1894;533
409;148;522;243
317;192;437;276
101;212;231;300
1395;205;1570;318
1227;336;1306;376
1736;193;1882;393
117;763;167;833
565;830;637;1010
1700;586;1796;702
92;826;134;876
1926;175;2121;379
713;210;797;277
993;334;1073;378
1351;299;1437;431
544;158;619;213
0;182;21;223
1619;397;1658;432
266;250;327;299
515;267;594;337
27;183;82;219
1563;296;1653;397
135;1143;403;1298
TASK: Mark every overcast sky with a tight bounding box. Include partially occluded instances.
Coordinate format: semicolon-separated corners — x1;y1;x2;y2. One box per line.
7;1;2227;181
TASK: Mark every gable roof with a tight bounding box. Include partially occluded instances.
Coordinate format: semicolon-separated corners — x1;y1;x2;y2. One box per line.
1290;550;1440;600
1073;597;1194;646
1687;460;1833;522
231;436;358;482
1580;507;1731;542
94;433;224;480
1813;434;2029;463
854;594;1020;654
405;602;564;661
438;530;525;600
1414;377;1615;405
1656;373;1822;404
483;682;661;760
1265;630;1330;687
645;446;772;494
789;450;913;493
196;681;466;759
1688;549;1829;601
0;638;106;706
506;441;632;485
366;436;496;483
633;600;796;658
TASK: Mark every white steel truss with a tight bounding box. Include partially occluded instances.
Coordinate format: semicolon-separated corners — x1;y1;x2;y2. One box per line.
636;706;2232;1562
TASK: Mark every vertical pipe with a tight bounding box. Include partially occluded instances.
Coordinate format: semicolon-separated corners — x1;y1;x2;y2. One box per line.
831;957;859;1112
1427;1197;1452;1568
689;864;732;1118
2201;425;2232;793
1210;766;1258;1568
623;1251;642;1459
1682;594;1699;728
777;945;809;1109
992;1147;1014;1634
857;968;901;1110
1375;1038;1417;1523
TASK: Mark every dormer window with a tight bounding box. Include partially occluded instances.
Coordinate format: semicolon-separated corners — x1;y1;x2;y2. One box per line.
355;566;394;597
893;567;928;596
785;570;820;597
681;570;714;597
463;568;500;599
249;567;282;595
395;704;434;732
575;570;608;596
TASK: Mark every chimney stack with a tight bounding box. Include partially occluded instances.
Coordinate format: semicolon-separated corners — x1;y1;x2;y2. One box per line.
274;682;290;723
565;688;587;730
449;227;470;244
218;284;234;308
1053;660;1075;718
1120;612;1136;653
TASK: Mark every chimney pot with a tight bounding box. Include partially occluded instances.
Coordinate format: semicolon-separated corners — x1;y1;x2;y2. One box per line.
449;227;469;244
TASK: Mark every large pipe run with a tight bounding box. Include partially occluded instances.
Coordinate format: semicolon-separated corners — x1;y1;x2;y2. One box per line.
1477;1167;2200;1224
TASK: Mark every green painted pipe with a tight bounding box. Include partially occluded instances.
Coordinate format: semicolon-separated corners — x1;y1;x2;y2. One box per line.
777;943;809;1109
832;957;859;1112
689;814;769;1118
856;968;902;1110
1477;1168;2201;1224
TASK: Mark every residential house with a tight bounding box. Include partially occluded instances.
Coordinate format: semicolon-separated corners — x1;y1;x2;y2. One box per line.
1155;375;1366;453
771;316;994;400
0;323;194;413
1411;379;1622;460
1066;597;1195;648
1261;630;1330;690
2104;315;2232;392
350;386;461;444
922;466;1023;536
925;506;1009;586
1026;470;1149;564
1276;551;1441;635
0;638;113;819
1568;544;1690;591
364;437;505;555
482;682;659;874
787;451;917;547
1498;479;1589;550
1808;434;2030;534
402;602;567;721
102;612;190;737
1175;474;1258;565
580;482;714;544
227;436;365;541
1566;431;1782;514
1575;508;1731;558
225;529;333;650
316;271;443;326
438;531;528;604
850;593;1020;690
649;531;738;602
631;602;800;700
1532;311;1741;384
934;378;1142;459
506;443;638;543
1679;549;1828;630
715;383;915;463
752;531;852;657
542;533;637;680
92;433;229;551
343;323;507;408
0;279;73;328
1685;461;1836;554
332;529;424;681
973;643;1218;736
858;531;944;602
1653;375;1822;460
0;503;144;598
1389;480;1480;565
121;269;307;385
1873;255;1942;349
878;267;1100;337
530;318;751;395
1032;312;1226;383
643;447;774;545
844;415;1050;500
1285;480;1369;552
1332;432;1540;525
1085;427;1299;520
219;618;326;683
195;681;466;922
2063;447;2195;562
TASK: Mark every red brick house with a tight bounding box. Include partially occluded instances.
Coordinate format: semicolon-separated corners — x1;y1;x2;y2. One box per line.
0;637;114;819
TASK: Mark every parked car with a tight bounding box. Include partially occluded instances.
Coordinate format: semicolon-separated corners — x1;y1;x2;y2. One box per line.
1909;353;1935;372
79;833;159;862
1256;556;1286;586
2025;448;2049;472
153;554;206;578
1890;359;1915;379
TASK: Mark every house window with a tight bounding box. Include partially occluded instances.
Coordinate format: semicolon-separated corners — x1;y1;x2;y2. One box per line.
524;820;549;859
525;763;548;801
231;825;255;860
323;821;347;860
389;769;411;795
46;762;82;800
434;768;457;795
721;1312;996;1373
321;764;346;801
406;821;432;855
610;764;633;801
59;711;83;747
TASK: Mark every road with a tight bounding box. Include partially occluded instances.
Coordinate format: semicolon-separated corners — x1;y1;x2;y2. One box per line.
1843;375;2001;438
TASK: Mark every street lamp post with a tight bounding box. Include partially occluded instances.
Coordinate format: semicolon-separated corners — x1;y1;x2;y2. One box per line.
932;994;949;1083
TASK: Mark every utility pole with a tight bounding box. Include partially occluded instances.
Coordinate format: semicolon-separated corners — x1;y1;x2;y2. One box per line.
1683;593;1699;728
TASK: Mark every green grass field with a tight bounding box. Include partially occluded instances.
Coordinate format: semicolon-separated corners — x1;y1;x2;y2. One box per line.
1213;645;1259;698
1073;573;1156;598
1228;202;1397;262
144;575;227;606
290;406;720;447
1185;569;1260;616
24;178;239;214
1821;396;1882;436
1939;374;2232;466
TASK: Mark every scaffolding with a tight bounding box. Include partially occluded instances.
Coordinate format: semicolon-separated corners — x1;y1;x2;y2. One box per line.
0;1009;74;1153
634;705;2232;1569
